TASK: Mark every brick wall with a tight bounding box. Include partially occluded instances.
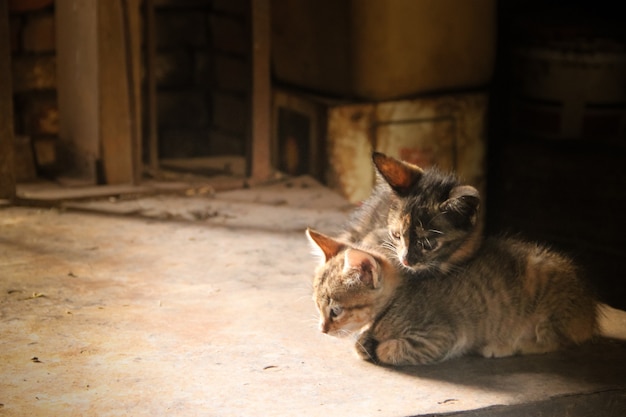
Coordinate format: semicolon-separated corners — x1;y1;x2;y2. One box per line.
9;0;58;177
8;0;252;178
152;0;251;159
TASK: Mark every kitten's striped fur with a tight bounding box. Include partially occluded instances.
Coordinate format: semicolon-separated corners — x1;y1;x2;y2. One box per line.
306;153;626;366
307;229;599;366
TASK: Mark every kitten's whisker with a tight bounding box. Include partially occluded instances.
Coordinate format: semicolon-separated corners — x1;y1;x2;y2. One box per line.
353;334;377;362
381;241;397;251
382;236;396;244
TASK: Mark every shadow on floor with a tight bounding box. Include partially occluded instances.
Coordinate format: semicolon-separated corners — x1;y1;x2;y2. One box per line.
390;338;626;394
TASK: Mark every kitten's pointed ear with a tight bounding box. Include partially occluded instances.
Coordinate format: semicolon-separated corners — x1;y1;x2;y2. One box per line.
372;152;424;195
440;185;480;225
343;249;381;288
306;228;344;263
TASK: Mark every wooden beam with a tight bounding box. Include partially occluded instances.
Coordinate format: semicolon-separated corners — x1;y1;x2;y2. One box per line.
250;0;272;182
0;0;16;199
98;0;135;184
56;0;139;185
145;0;159;172
56;0;99;181
122;0;143;183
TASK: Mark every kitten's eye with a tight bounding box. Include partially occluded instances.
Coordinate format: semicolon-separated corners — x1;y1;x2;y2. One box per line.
390;230;401;240
330;305;343;319
421;238;438;251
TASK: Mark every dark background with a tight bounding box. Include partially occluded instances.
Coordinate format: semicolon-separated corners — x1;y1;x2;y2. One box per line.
486;0;626;309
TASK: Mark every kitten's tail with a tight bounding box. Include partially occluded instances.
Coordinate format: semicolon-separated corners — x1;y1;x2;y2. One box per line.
597;303;626;340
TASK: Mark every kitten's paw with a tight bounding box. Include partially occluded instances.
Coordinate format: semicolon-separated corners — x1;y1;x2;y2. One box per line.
376;339;413;366
480;343;515;358
355;333;379;363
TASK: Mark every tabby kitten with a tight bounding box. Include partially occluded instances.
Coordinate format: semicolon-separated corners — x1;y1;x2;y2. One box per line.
306;228;600;366
370;152;483;274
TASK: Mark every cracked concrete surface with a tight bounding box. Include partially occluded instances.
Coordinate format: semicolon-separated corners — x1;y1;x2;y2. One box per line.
1;177;625;416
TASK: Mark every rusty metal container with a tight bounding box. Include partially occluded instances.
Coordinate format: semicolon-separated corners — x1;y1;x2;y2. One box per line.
272;90;488;205
271;0;496;101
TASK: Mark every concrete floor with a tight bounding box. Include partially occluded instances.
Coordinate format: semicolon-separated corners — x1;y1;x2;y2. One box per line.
1;176;625;417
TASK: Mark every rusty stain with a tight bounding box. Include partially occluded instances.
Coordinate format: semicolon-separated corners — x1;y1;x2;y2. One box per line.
327;93;487;204
327;105;377;203
350;111;364;123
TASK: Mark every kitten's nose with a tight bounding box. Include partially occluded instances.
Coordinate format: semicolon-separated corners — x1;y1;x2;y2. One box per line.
401;257;410;266
320;321;329;334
